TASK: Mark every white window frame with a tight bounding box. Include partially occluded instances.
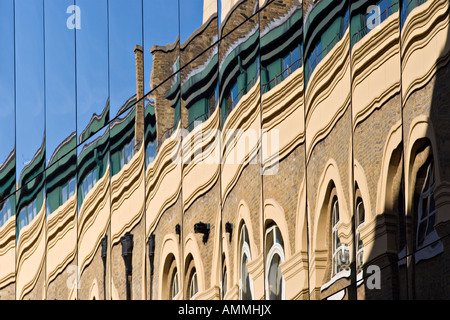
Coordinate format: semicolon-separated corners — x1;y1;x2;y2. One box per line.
221;265;227;299
331;198;350;277
239;224;254;300
188;269;198;300
170;269;179;300
265;225;285;300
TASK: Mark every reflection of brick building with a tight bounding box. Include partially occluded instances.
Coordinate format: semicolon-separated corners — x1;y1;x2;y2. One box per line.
1;0;450;300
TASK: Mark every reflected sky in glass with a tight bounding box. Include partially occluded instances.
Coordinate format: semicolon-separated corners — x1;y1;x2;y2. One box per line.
180;0;205;45
109;0;143;118
76;0;109;144
0;0;15;171
15;0;45;184
45;0;76;167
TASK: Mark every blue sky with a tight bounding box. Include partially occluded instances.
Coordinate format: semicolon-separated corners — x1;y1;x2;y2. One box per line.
0;0;208;184
0;0;15;171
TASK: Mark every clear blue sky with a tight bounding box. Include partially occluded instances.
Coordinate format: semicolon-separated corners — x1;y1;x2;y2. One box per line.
0;0;15;174
0;0;208;184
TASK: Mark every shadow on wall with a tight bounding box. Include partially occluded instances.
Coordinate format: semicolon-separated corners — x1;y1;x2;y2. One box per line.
361;11;450;300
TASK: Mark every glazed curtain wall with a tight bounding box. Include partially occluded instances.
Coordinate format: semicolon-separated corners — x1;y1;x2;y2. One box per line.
0;0;448;300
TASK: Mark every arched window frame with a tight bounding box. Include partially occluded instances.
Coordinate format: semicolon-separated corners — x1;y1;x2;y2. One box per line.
264;224;285;300
355;197;365;275
331;197;350;277
188;268;198;300
169;267;179;300
239;224;254;300
221;254;228;299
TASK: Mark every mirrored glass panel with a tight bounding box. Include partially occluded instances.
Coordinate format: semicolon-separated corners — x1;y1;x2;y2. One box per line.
16;170;46;300
45;0;77;170
303;0;349;87
76;126;110;299
76;0;110;145
143;0;180;94
46;149;77;216
219;0;260;39
180;0;218;68
181;43;219;133
144;98;157;167
219;3;260;126
77;127;109;213
259;0;307;300
45;149;77;299
146;72;181;152
179;0;219;132
15;0;46;189
110;108;136;177
348;0;406;300
109;0;143;120
304;0;355;300
109;0;144;178
0;0;16;203
350;0;399;48
405;148;448;299
260;0;303;94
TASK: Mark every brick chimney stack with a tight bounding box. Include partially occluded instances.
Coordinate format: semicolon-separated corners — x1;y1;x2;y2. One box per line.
134;45;145;153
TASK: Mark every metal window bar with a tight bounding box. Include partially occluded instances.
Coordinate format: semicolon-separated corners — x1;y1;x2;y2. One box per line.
223;74;259;122
261;59;302;94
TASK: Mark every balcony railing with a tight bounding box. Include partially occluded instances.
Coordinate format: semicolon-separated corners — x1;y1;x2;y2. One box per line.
400;0;427;27
222;74;259;123
306;32;343;84
231;75;258;110
261;59;302;94
157;126;175;151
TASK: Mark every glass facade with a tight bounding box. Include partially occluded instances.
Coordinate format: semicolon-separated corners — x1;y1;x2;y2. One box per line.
0;0;448;300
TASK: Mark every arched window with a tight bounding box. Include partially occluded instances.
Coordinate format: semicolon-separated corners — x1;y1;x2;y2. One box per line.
265;224;285;300
355;197;365;274
415;160;443;262
331;197;349;276
188;268;198;300
221;254;227;299
169;268;179;300
239;224;254;300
